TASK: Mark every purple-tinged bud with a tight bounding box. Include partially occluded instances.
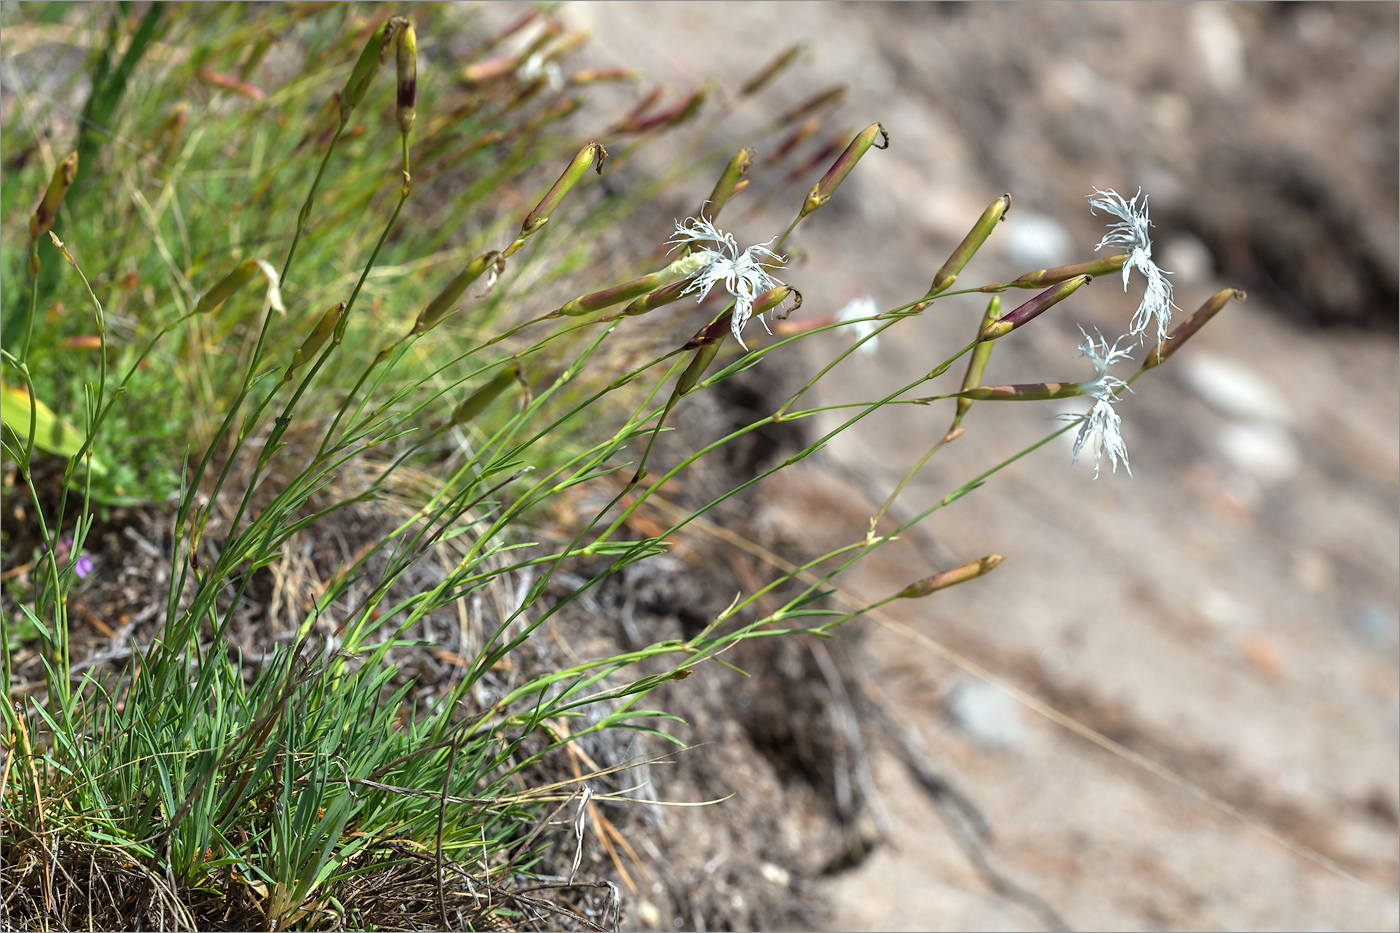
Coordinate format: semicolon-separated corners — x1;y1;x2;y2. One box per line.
739;43;805;97
624;278;693;317
896;555;1003;598
412;252;504;334
395;20;417;135
700;147;755;224
614;89;706;134
557;269;676;317
784;130;849;184
954;296;1000;423
29;151;78;241
928;194;1010;295
800;122;888;218
775;85;847;128
1143;288;1246;370
507;142;608;255
1000;253;1128;291
683;309;735;351
750;284;800;320
765;117;821;166
340;20;393;127
452;363;521;425
957;382;1085;401
459;55;517;86
286;302;346;380
979;275;1090;340
194;257;284;316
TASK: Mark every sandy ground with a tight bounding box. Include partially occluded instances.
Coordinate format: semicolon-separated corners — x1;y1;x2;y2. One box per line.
555;3;1400;930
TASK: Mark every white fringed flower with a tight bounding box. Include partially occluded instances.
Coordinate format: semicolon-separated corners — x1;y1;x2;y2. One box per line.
1088;187;1176;347
836;295;880;355
1060;327;1134;477
669;217;785;349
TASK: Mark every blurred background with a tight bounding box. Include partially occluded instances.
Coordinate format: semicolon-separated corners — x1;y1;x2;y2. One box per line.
550;3;1399;929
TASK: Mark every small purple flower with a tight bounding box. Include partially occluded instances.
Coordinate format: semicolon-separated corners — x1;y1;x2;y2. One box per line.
74;554;94;579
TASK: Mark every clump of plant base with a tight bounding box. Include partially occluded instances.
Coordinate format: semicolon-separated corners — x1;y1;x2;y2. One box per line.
1;6;1245;930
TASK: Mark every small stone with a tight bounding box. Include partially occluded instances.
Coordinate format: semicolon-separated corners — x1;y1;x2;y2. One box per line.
945;680;1026;750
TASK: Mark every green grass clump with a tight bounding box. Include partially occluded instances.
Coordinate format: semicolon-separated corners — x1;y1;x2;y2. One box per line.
1;4;1241;930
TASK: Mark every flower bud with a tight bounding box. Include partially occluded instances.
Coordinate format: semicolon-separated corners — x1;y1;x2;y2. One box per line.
739;43;805;97
412;252;504;334
800;122;888;218
676;339;725;395
29;151;78;241
452;364;520;425
340;20;392;127
775;85;847;128
285;302;346;380
953;296;1000;424
683;309;734;351
624;278;692;317
765;117;821;166
1002;253;1128;291
557;270;675;317
928;194;1010;295
749;284;800;320
1142;288;1246;370
978;275;1089;340
895;555;1003;599
513;142;608;245
700;148;755;224
958;382;1084;401
614;89;705;133
569;67;640;85
395;20;417;135
194;257;284;315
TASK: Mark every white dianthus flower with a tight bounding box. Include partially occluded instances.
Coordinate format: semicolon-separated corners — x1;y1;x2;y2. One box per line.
1059;327;1134;477
836;295;880;355
1088;187;1177;348
669;217;785;349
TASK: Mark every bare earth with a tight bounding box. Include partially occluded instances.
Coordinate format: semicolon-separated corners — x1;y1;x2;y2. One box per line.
555;3;1400;930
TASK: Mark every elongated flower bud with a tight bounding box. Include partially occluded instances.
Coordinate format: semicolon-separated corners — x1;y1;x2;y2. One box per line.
513;142;607;246
677;340;724;395
340;20;392;126
954;296;1001;424
557;269;677;317
615;89;705;133
683;309;734;351
395;20;417;135
452;364;520;425
895;555;1003;599
29;151;78;241
740;43;804;97
1143;288;1246;370
569;67;640;85
1001;253;1128;291
700;148;755;224
749;284;800;320
775;85;847;127
412;252;503;334
194;257;284;315
766;117;821;166
979;275;1089;340
929;194;1010;295
623;278;692;317
285;302;346;380
958;382;1085;401
800;122;888;219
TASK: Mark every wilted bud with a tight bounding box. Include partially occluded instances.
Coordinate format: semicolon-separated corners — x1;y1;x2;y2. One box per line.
700;148;755;224
412;252;504;334
194;257;284;316
953;295;1001;425
895;555;1003;599
739;42;805;97
749;284;800;321
29;151;78;241
1003;253;1127;291
285;302;346;380
339;20;393;126
928;194;1010;295
512;142;608;249
979;275;1089;340
395;20;417;135
1143;288;1246;370
452;364;520;425
800;122;888;219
